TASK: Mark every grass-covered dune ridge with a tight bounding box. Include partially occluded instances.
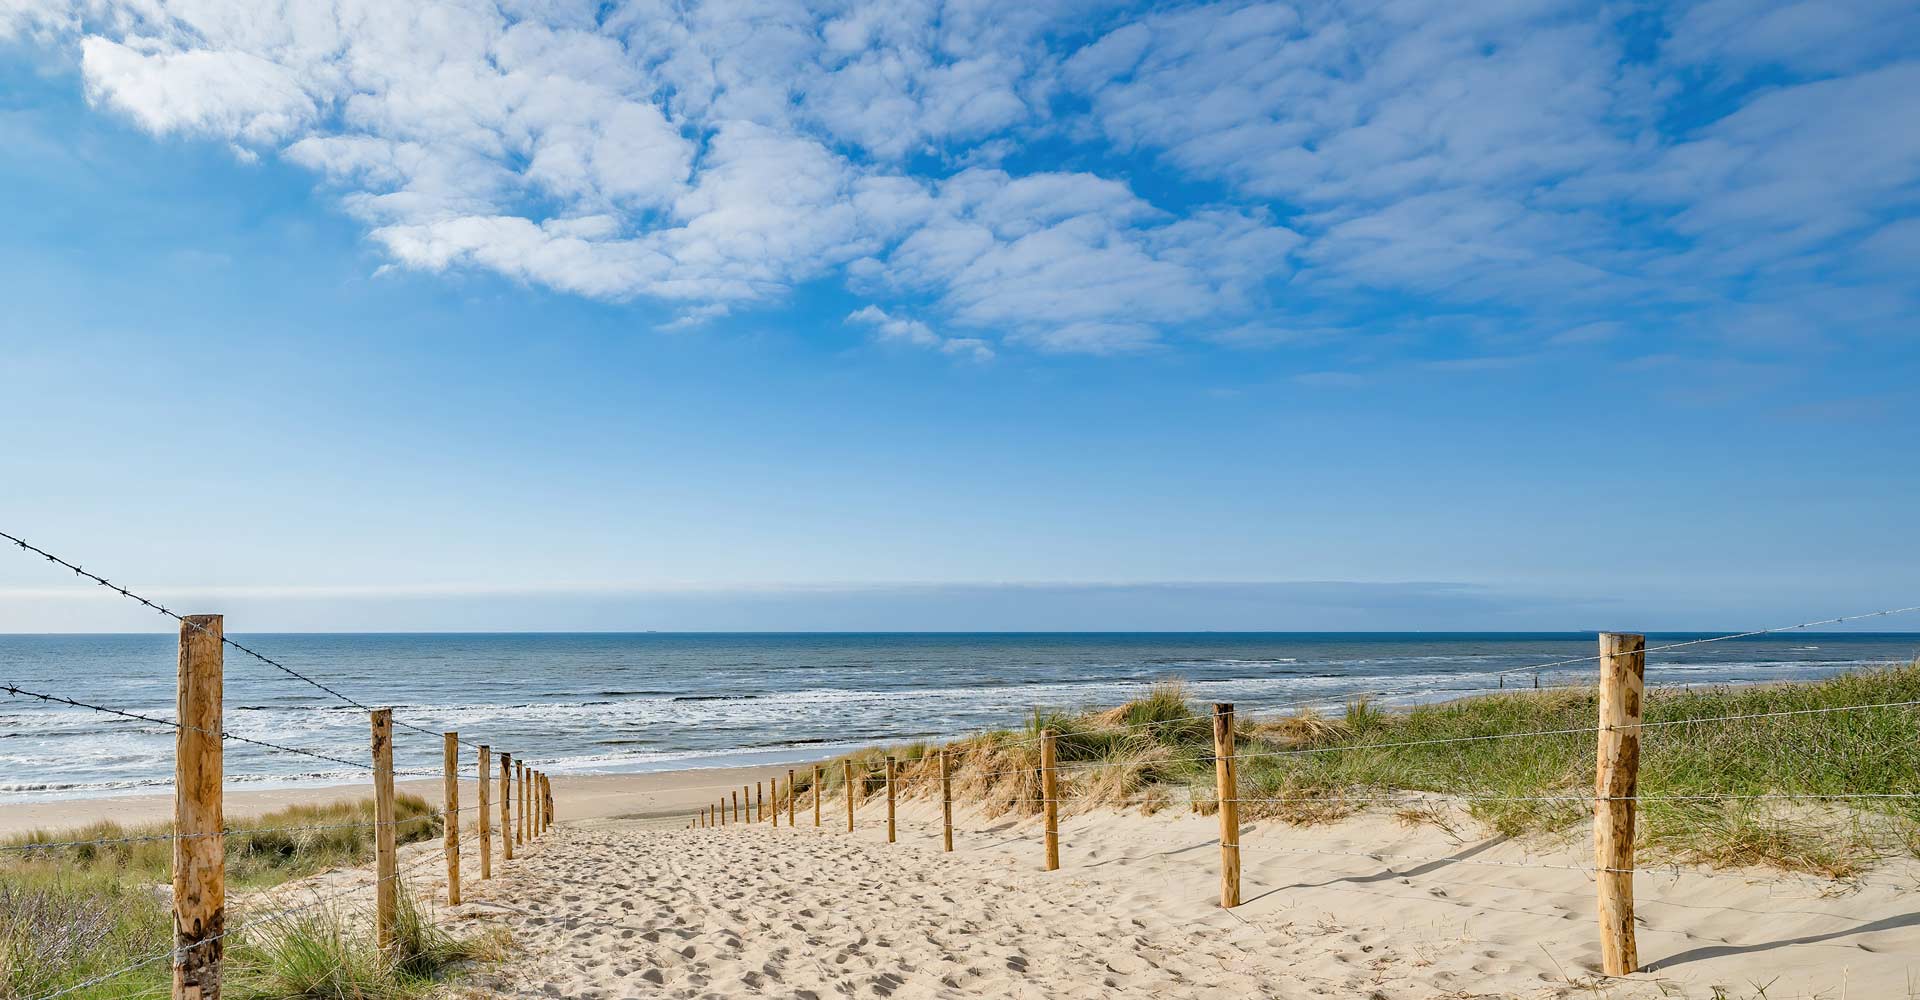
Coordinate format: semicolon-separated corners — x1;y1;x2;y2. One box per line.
800;663;1920;879
1;794;502;1000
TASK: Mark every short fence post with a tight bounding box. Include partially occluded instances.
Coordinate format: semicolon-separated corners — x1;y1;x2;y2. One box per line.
1213;703;1241;908
477;746;492;879
813;765;822;826
734;788;742;824
886;756;898;843
516;760;527;846
757;780;764;823
545;773;554;830
443;732;461;905
499;752;513;861
1041;729;1060;871
174;614;224;1000
1596;632;1645;976
771;777;780;827
940;749;953;852
371;709;398;957
788;768;797;826
844;761;856;832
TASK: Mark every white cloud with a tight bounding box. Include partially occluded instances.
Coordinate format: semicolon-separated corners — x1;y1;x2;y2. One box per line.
846;304;993;361
10;0;1918;357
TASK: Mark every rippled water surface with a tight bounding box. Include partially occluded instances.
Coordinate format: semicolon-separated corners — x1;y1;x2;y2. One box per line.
4;631;1916;800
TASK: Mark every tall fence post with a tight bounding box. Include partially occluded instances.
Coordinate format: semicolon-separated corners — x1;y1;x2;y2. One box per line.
1596;632;1645;976
1213;703;1241;908
517;761;527;846
477;746;492;879
442;732;461;905
788;768;797;826
173;614;224;1000
499;752;513;861
813;764;822;826
771;776;780;827
940;749;953;853
371;709;398;957
544;773;554;831
1041;728;1060;872
885;757;898;843
757;780;764;823
844;761;856;832
534;771;543;837
734;788;742;824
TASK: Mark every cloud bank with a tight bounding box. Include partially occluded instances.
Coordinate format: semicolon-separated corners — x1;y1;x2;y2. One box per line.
6;0;1916;357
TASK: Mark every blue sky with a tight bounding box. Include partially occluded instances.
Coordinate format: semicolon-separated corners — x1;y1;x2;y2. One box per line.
0;0;1916;631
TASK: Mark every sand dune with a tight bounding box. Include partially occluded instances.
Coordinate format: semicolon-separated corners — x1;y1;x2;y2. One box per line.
336;791;1920;999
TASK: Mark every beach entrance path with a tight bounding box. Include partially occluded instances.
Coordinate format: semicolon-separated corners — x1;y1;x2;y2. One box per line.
463;818;1298;999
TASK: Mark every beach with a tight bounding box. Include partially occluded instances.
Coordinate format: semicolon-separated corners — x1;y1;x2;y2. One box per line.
18;761;1918;998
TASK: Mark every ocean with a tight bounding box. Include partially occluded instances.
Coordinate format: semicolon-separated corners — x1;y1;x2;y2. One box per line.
4;631;1917;801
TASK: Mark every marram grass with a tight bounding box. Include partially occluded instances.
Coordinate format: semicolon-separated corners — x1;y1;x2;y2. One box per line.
821;665;1920;879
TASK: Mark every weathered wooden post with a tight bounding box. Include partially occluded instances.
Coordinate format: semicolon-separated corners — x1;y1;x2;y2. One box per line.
174;615;224;1000
940;749;954;852
734;788;742;824
477;746;492;879
443;732;461;905
844;761;856;831
813;764;823;826
886;756;898;843
1213;703;1241;908
544;772;554;830
1041;729;1059;871
1596;632;1645;976
788;768;797;826
371;709;398;957
757;780;764;823
499;752;513;861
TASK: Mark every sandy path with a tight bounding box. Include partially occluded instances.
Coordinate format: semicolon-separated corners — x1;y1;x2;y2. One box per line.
434;796;1920;1000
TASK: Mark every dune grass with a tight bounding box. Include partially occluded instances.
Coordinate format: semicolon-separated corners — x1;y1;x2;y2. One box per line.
0;795;498;1000
805;665;1920;878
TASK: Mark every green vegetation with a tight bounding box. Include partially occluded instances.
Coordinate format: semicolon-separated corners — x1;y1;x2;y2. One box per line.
1;795;502;1000
806;665;1920;879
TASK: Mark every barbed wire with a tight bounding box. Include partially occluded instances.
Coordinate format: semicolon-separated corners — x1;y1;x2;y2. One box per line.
0;530;477;751
1;681;375;771
1488;606;1920;680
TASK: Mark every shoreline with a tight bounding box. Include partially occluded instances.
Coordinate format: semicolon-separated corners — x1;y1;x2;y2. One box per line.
0;758;839;838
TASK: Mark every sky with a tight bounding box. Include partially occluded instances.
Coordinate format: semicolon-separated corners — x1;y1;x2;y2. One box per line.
0;0;1916;632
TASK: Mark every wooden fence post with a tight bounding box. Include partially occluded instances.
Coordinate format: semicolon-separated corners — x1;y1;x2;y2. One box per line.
788;769;797;826
499;752;513;861
757;780;764;823
940;749;953;853
1596;632;1645;976
477;747;492;879
174;614;224;1000
371;709;398;957
733;788;741;824
813;764;822;826
1213;703;1241;908
844;761;856;832
443;732;461;905
886;757;898;843
772;777;780;827
1041;728;1059;872
544;773;554;831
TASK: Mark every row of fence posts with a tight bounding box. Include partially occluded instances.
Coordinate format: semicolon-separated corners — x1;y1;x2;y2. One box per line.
171;615;556;1000
692;632;1649;977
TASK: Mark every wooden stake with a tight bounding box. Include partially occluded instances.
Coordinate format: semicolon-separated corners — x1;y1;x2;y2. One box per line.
1212;703;1241;908
1596;632;1645;976
443;732;461;905
173;614;224;1000
499;752;513;861
771;776;780;827
813;765;822;826
477;747;492;879
1041;729;1059;871
885;757;898;843
734;788;741;824
844;761;856;832
788;768;797;826
757;780;764;823
940;749;953;853
371;709;398;957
